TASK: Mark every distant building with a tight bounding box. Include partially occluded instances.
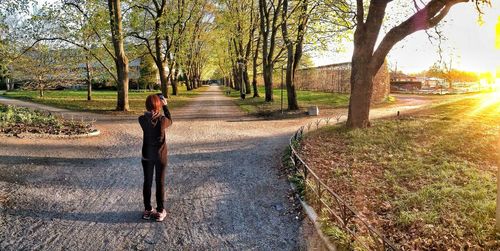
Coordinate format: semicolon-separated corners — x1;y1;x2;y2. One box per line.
421;77;444;88
390;73;444;92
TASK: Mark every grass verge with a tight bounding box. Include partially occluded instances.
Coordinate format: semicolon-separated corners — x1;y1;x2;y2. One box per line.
2;85;207;115
297;93;500;249
225;86;350;116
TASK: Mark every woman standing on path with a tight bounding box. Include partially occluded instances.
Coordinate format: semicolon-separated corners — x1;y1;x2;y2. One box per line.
138;94;172;222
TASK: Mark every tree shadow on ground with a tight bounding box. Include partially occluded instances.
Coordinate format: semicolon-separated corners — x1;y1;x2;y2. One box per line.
4;208;145;224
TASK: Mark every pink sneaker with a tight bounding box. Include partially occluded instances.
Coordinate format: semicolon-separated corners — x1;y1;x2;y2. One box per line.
154;209;167;222
142;210;154;220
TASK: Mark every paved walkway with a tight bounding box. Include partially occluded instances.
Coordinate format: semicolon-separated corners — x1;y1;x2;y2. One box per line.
0;86;323;250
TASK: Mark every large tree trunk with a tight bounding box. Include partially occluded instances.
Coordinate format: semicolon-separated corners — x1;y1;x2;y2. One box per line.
346;46;375;128
108;0;129;111
345;0;466;128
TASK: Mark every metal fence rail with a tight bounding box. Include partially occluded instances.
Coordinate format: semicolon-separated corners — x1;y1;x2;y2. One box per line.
288;118;399;251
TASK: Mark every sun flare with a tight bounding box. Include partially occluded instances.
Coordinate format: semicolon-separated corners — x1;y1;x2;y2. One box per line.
471;88;500;115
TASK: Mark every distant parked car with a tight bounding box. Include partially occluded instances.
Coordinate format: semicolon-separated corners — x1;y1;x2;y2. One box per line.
54;85;66;90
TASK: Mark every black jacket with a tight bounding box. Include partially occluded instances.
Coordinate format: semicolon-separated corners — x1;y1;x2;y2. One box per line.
138;105;172;164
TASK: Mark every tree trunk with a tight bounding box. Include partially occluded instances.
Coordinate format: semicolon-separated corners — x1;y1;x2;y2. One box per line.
285;56;299;110
171;78;178;95
186;72;192;90
346;49;374;128
192;78;197;89
39;82;44;98
85;57;92;101
344;0;466;128
152;12;169;97
158;63;168;97
263;64;273;102
252;76;259;97
258;0;281;103
281;0;299;110
108;0;129;111
115;55;129;111
5;78;11;91
233;66;240;91
252;34;260;97
170;66;178;96
244;66;251;95
239;66;246;95
229;75;234;89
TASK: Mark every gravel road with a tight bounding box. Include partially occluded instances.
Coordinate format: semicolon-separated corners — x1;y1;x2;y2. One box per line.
0;88;434;250
0;87;325;250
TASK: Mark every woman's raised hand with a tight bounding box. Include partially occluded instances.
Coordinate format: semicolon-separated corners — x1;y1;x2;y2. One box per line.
161;97;168;106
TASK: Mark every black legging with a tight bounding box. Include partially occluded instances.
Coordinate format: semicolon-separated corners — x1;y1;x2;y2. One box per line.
141;159;166;211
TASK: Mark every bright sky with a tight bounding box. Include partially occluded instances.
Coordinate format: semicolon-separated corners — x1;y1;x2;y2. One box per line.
313;1;500;74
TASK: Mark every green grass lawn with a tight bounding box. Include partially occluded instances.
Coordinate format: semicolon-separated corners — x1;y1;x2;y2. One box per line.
298;92;500;249
2;85;207;114
225;86;350;115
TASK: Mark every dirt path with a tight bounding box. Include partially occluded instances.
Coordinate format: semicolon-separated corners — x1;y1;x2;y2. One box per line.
0;88;435;250
0;87;327;250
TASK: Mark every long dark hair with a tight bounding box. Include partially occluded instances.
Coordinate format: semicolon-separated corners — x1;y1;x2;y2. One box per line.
145;94;162;126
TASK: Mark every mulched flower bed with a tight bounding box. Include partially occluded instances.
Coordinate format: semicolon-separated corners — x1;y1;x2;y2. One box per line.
0;104;94;136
